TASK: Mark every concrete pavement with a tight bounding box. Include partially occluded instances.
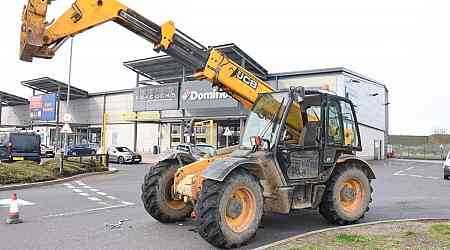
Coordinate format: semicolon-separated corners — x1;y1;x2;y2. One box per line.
0;159;449;250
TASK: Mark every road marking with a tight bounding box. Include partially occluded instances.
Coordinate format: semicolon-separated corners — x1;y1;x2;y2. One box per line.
392;165;441;180
75;181;84;185
83;186;92;189
90;189;99;192
96;192;107;196
98;202;109;206
73;189;83;193
43;203;135;218
393;170;404;176
106;196;117;200
0;199;35;207
121;201;135;206
66;186;75;189
79;193;89;196
88;197;101;201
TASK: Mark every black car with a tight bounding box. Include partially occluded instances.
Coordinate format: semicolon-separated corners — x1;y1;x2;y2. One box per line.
66;144;97;156
0;131;41;163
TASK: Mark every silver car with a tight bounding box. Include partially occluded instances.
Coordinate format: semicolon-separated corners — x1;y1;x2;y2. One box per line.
108;146;142;164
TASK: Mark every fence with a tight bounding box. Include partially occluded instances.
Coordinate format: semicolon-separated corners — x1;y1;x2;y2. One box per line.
57;154;109;175
391;144;449;160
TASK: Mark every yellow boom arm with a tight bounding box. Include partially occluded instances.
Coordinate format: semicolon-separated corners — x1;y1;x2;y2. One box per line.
20;0;303;130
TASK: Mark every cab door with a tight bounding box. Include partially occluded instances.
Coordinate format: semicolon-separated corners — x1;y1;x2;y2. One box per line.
323;96;361;166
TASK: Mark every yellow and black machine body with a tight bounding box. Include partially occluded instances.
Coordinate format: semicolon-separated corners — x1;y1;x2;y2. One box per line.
20;0;375;248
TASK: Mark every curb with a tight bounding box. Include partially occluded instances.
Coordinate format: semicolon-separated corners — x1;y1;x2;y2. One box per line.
0;168;119;192
253;217;450;250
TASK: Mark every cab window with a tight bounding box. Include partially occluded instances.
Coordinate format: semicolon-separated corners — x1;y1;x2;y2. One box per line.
327;101;343;145
341;101;358;147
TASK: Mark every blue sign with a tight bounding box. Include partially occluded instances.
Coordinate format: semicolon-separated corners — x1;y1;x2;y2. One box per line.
30;93;57;121
41;93;57;121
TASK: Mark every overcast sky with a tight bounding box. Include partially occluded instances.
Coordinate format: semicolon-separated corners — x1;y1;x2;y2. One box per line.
2;0;449;135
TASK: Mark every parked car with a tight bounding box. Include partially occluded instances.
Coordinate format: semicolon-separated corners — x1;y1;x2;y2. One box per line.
0;131;41;163
176;143;217;157
444;151;450;180
40;144;55;158
66;144;97;156
108;146;142;164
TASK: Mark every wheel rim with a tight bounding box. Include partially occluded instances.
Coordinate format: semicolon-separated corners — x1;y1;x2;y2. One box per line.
339;178;363;213
224;186;256;233
165;178;185;210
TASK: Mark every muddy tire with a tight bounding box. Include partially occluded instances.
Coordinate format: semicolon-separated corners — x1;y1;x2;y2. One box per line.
195;169;263;249
319;163;373;225
141;161;192;223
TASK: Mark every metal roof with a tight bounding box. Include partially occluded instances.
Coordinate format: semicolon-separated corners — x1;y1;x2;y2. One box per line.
0;91;29;106
269;67;386;89
123;43;268;84
21;77;89;100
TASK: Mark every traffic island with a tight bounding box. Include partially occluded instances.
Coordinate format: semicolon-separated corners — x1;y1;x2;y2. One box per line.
263;219;450;250
0;159;110;188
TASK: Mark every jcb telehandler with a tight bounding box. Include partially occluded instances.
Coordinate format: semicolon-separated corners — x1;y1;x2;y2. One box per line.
20;0;375;248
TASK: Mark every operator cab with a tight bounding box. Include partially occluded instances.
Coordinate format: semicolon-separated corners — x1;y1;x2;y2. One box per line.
239;88;361;182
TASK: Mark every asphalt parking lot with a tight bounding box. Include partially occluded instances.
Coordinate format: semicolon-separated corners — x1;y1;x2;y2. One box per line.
0;159;449;250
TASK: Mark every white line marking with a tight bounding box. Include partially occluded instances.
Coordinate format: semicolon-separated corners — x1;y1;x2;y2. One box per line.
75;181;85;185
73;189;82;193
79;193;89;196
96;192;107;196
410;175;424;178
63;183;70;186
106;196;117;200
90;189;99;192
424;176;440;180
83;186;92;189
393;170;404;176
88;197;101;201
405;167;415;171
98;202;109;206
121;201;135;206
0;199;35;206
43;204;135;218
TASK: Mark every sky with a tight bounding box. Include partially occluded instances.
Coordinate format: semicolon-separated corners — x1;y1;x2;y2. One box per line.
1;0;449;135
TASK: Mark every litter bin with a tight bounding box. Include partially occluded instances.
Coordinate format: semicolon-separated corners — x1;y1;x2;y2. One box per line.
153;145;159;155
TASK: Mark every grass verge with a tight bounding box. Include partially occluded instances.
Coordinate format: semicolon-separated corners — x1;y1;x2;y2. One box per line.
0;159;108;185
272;221;450;250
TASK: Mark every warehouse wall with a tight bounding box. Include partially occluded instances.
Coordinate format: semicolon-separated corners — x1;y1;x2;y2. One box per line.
136;123;159;153
357;125;385;160
1;105;30;126
107;124;134;149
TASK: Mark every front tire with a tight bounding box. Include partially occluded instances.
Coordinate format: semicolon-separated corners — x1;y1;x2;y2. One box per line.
118;156;125;164
445;175;449;180
195;169;263;249
319;163;373;225
141;161;192;223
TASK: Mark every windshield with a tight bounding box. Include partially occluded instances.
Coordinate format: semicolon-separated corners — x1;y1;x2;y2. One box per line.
195;145;216;156
116;147;132;153
241;92;290;149
10;133;40;152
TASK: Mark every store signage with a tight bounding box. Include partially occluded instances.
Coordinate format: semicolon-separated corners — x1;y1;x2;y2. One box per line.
29;93;57;121
180;81;238;109
121;111;160;121
133;83;179;112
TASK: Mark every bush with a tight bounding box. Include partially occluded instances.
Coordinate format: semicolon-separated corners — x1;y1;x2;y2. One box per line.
0;159;108;185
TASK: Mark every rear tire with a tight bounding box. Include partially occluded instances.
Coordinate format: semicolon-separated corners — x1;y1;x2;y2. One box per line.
141;161;192;223
195;169;263;249
319;163;373;225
